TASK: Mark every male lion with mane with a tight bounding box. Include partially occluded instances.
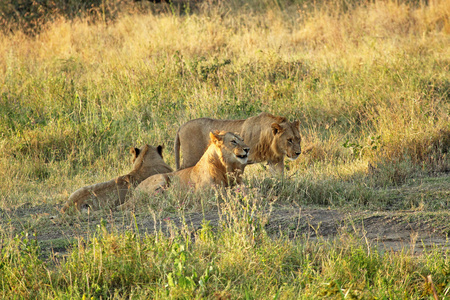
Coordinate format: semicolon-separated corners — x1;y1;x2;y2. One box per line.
174;112;301;175
119;131;249;209
62;144;173;213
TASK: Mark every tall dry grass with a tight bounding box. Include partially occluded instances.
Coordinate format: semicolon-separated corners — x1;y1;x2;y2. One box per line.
0;0;449;209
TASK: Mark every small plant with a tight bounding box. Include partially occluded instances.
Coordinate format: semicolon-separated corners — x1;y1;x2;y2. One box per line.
343;135;382;159
0;231;48;298
166;242;198;295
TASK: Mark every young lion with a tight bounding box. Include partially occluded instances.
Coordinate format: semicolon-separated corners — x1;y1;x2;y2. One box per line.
174;112;301;175
122;131;249;207
62;144;173;213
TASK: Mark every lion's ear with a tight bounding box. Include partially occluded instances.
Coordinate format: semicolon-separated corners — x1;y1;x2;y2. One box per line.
271;123;284;135
210;131;222;144
293;120;300;130
130;147;141;163
157;145;164;158
130;147;141;158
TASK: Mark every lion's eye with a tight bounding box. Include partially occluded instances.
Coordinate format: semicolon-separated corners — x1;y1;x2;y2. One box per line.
231;140;237;145
288;139;293;144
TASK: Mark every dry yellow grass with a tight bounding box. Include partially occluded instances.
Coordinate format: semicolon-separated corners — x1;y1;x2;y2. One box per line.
0;0;449;208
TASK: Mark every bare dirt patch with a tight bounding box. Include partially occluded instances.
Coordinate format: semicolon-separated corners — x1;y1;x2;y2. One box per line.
2;201;449;258
1;173;449;257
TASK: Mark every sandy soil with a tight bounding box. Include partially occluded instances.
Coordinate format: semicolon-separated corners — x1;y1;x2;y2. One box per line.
2;201;449;257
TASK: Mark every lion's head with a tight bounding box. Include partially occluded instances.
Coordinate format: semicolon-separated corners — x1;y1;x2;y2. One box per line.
127;144;173;184
270;120;302;161
131;144;164;165
210;131;250;166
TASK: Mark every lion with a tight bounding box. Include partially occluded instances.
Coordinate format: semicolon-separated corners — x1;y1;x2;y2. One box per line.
174;112;301;175
119;131;249;209
62;144;173;213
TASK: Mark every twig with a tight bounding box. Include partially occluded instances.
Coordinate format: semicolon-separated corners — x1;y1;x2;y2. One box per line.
427;275;439;300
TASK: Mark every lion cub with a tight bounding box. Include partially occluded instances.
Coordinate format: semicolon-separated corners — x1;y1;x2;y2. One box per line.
130;131;249;201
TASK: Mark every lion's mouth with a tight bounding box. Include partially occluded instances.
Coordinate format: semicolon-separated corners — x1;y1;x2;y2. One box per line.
287;152;301;161
236;154;248;164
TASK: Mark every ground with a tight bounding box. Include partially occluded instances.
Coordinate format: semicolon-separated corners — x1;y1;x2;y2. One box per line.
1;173;449;258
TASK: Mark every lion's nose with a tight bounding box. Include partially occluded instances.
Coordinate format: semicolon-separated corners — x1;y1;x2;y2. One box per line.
296;151;301;156
244;147;250;154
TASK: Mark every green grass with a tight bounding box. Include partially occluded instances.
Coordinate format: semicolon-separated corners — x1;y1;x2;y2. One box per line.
0;0;450;298
1;200;450;299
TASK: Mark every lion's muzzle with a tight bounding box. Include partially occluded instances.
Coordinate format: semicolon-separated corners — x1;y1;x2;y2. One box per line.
287;150;301;161
235;147;250;164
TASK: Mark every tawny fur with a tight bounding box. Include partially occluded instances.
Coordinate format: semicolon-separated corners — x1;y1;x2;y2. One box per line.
121;131;249;209
174;112;302;175
62;144;173;213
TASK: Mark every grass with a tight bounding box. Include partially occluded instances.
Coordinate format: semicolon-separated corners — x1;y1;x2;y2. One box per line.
1;196;450;299
0;0;450;298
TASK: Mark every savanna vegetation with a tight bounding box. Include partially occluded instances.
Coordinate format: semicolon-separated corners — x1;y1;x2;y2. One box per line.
0;0;449;298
